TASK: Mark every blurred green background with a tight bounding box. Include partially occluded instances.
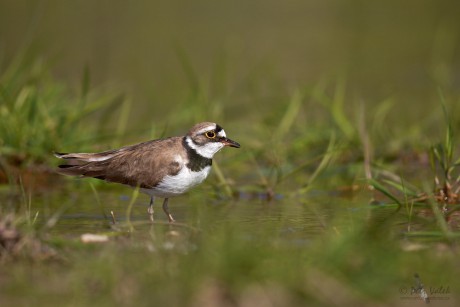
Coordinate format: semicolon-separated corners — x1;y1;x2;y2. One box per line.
2;1;460;306
2;0;459;128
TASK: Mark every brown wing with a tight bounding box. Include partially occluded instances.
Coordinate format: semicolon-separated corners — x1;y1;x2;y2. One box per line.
56;137;184;188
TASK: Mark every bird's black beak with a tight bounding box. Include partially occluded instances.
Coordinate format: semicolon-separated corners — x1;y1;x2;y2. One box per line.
220;137;240;148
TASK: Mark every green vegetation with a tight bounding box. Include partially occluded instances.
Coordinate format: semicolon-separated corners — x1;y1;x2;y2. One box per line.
0;56;121;161
2;56;459;305
2;1;460;306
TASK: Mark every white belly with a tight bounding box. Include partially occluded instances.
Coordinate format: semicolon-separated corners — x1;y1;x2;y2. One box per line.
150;166;211;197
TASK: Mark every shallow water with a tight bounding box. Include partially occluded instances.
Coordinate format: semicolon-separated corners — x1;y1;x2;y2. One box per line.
29;186;353;246
3;182;460;306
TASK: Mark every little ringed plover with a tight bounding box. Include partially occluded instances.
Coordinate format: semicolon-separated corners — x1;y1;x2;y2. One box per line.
54;122;240;222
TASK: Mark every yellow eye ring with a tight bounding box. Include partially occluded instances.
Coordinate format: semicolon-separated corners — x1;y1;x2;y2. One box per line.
205;131;216;139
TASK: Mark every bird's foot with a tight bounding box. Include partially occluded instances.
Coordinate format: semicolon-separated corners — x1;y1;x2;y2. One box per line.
148;206;154;222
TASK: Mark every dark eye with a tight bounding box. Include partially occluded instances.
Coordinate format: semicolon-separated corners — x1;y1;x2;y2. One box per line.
205;131;216;139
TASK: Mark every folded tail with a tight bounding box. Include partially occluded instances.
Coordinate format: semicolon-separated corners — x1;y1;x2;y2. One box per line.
54;151;113;161
54;151;112;178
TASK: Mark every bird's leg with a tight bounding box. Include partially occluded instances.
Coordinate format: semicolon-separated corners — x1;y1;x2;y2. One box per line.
148;196;155;222
162;198;175;223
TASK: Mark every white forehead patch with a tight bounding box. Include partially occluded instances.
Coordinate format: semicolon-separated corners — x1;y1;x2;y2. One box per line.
217;129;226;138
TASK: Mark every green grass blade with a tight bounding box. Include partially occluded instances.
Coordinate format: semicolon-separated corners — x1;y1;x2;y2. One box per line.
368;179;402;206
126;186;140;232
212;160;233;198
298;133;336;194
332;78;354;139
273;90;303;142
382;179;419;197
